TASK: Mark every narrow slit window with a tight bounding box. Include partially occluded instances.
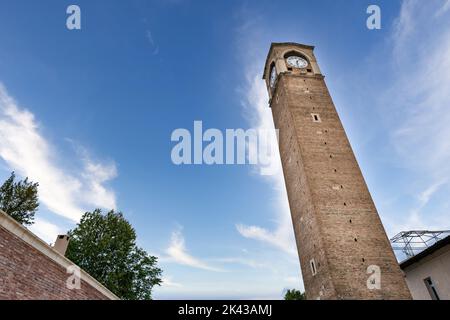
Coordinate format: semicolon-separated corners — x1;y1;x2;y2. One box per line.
312;113;321;123
310;259;317;276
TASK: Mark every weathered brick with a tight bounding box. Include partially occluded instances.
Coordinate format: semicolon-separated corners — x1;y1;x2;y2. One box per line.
263;43;411;300
0;224;112;300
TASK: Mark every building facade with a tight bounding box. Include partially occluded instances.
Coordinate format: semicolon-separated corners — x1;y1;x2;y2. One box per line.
400;236;450;300
0;209;118;300
263;43;411;299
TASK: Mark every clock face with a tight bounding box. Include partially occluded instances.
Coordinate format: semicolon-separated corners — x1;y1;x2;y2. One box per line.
286;56;308;69
270;66;277;88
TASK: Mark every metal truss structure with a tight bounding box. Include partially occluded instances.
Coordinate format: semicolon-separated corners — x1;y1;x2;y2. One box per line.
390;230;450;258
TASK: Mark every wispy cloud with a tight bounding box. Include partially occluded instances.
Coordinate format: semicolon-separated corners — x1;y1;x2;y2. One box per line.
400;180;448;231
418;180;447;207
28;217;64;244
165;227;224;272
234;29;297;257
436;0;450;16
161;276;183;288
384;0;450;231
0;83;117;225
390;1;450;173
214;257;271;270
146;30;160;55
284;276;302;286
232;0;450;270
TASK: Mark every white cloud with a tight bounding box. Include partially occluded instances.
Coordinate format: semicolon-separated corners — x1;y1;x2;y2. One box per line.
165;228;224;272
236;217;296;257
214;257;270;270
146;30;159;55
436;0;450;16
77;146;117;210
390;1;450;173
418;180;447;207
235;61;297;258
391;0;418;58
28;218;64;244
284;276;302;286
161;276;183;288
230;5;298;265
399;180;448;231
0;83;117;224
385;0;450;231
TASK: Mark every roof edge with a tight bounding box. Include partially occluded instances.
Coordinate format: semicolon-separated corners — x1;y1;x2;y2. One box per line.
399;235;450;269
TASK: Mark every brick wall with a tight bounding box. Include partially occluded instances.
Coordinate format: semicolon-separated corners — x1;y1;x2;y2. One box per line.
264;43;411;299
0;211;117;300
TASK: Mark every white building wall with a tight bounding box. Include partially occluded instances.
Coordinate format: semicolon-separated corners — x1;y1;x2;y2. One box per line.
403;245;450;300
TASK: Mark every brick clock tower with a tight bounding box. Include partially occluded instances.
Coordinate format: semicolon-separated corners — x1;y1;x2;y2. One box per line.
263;43;411;299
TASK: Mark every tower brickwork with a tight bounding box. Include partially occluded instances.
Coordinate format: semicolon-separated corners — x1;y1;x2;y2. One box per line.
263;43;411;299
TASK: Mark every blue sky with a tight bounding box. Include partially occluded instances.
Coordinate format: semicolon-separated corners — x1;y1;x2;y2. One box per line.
1;0;450;299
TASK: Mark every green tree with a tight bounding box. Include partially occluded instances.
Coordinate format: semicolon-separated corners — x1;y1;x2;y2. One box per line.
284;289;306;300
65;209;162;300
0;172;39;226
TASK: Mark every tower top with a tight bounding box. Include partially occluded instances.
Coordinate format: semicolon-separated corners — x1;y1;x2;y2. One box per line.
262;42;321;98
262;42;315;80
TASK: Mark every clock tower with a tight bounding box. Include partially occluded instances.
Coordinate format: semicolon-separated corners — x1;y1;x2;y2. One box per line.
263;43;411;299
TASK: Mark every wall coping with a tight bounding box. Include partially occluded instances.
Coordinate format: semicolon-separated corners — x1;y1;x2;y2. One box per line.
0;209;119;300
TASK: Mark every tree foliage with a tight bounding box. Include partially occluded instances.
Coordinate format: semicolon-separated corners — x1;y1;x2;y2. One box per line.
284;289;306;300
65;209;162;300
0;172;39;226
